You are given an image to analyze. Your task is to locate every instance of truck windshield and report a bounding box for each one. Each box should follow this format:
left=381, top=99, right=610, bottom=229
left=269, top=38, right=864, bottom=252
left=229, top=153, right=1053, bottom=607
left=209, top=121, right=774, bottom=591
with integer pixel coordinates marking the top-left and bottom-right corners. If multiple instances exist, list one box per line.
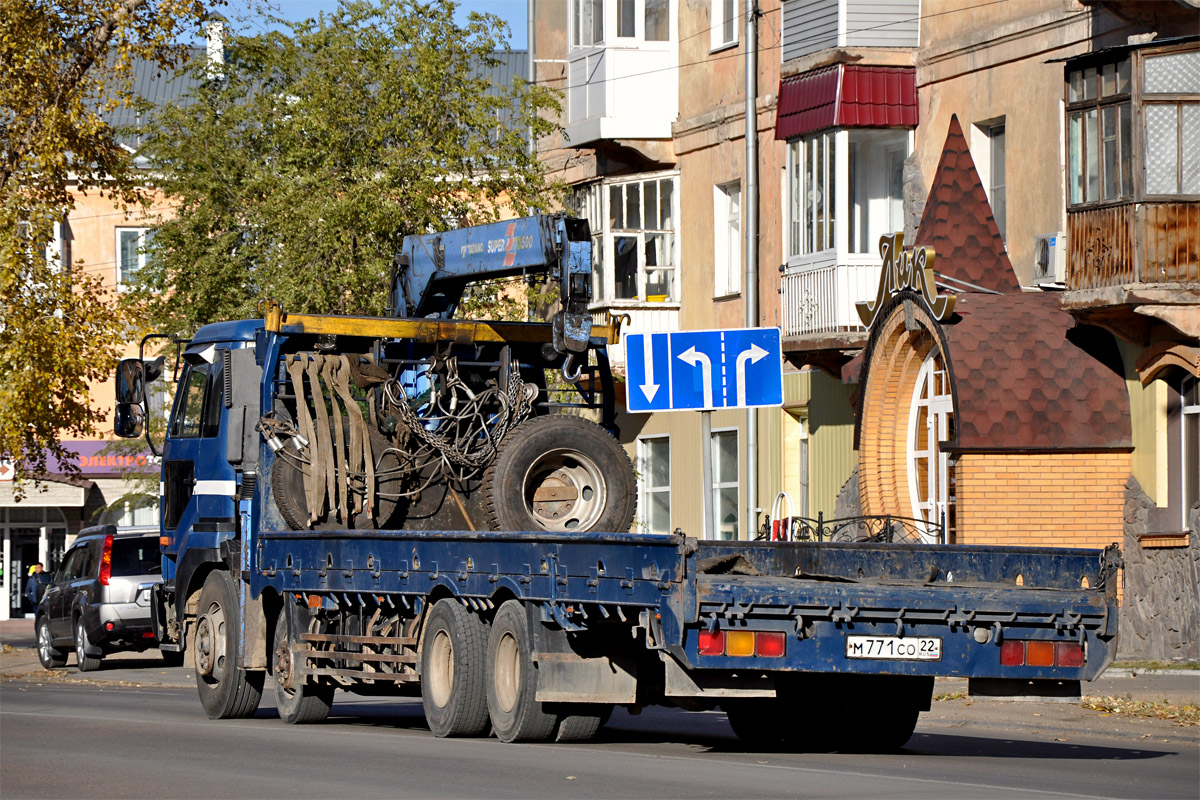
left=111, top=538, right=161, bottom=576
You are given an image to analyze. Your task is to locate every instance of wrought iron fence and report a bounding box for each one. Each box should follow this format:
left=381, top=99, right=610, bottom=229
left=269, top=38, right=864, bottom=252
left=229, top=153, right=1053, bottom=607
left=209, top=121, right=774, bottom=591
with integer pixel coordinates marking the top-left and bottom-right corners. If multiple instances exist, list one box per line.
left=757, top=511, right=946, bottom=545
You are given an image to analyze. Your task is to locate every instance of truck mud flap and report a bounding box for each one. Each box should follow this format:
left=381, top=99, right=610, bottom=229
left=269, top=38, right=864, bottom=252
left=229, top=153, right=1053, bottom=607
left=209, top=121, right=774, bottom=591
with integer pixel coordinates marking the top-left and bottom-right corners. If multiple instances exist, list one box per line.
left=662, top=654, right=775, bottom=699
left=968, top=678, right=1081, bottom=701
left=533, top=652, right=638, bottom=704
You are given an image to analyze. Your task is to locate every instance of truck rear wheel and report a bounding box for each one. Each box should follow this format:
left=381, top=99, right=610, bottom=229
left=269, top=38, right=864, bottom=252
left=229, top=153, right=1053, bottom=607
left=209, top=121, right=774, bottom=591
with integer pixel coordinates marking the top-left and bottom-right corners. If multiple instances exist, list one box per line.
left=273, top=608, right=335, bottom=724
left=483, top=416, right=636, bottom=533
left=420, top=599, right=490, bottom=737
left=194, top=571, right=264, bottom=719
left=486, top=601, right=557, bottom=743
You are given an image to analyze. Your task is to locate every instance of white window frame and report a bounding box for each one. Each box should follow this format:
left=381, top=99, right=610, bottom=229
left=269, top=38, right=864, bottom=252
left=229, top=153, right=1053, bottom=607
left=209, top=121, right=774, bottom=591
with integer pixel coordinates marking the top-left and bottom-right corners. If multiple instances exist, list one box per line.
left=714, top=181, right=742, bottom=297
left=576, top=172, right=680, bottom=306
left=710, top=0, right=739, bottom=52
left=637, top=435, right=671, bottom=534
left=572, top=0, right=604, bottom=47
left=710, top=427, right=739, bottom=540
left=1181, top=374, right=1199, bottom=529
left=787, top=132, right=836, bottom=259
left=907, top=353, right=953, bottom=543
left=116, top=227, right=152, bottom=290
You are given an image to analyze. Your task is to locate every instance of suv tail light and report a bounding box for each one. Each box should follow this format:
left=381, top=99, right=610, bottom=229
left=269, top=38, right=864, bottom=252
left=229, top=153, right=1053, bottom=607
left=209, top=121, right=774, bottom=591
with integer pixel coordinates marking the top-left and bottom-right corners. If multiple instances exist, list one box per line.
left=99, top=533, right=113, bottom=586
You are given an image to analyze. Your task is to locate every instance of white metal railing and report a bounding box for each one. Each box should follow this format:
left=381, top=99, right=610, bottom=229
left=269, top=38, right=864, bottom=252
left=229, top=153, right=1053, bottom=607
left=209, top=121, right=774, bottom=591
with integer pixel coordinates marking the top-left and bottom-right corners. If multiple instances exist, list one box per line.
left=779, top=262, right=882, bottom=337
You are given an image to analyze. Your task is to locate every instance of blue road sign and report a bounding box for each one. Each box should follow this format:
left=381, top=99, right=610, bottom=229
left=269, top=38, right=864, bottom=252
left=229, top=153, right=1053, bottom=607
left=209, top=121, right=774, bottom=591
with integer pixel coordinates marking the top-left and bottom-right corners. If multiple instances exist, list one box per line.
left=625, top=328, right=784, bottom=413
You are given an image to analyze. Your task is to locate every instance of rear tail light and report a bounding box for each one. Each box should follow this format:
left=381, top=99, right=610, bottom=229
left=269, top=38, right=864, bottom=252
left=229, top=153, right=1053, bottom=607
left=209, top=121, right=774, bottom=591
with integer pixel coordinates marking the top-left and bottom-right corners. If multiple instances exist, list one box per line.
left=696, top=629, right=786, bottom=658
left=725, top=630, right=755, bottom=657
left=755, top=631, right=786, bottom=658
left=105, top=621, right=115, bottom=631
left=697, top=630, right=725, bottom=656
left=1000, top=640, right=1025, bottom=666
left=1055, top=642, right=1085, bottom=667
left=1025, top=640, right=1055, bottom=667
left=98, top=533, right=113, bottom=586
left=1000, top=639, right=1086, bottom=667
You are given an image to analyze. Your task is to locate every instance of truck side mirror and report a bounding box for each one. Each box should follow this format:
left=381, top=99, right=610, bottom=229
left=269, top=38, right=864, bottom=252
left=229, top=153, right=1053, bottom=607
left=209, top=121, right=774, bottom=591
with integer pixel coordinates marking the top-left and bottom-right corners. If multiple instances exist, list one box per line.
left=116, top=358, right=145, bottom=405
left=114, top=403, right=144, bottom=438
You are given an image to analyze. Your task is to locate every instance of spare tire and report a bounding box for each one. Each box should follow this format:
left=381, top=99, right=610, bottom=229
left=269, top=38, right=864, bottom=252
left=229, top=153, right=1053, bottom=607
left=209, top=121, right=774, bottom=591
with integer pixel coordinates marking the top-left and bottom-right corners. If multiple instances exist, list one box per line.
left=483, top=415, right=636, bottom=533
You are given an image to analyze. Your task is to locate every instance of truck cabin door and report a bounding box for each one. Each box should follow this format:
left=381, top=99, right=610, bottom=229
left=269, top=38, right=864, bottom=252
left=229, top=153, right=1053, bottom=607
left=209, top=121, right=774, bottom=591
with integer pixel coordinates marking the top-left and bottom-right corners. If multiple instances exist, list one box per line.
left=161, top=347, right=236, bottom=553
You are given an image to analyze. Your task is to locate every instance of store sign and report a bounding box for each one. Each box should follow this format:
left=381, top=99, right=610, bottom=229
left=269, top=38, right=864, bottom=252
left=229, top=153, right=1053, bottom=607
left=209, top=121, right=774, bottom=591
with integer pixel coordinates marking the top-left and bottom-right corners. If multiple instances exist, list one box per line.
left=57, top=441, right=156, bottom=475
left=856, top=232, right=956, bottom=328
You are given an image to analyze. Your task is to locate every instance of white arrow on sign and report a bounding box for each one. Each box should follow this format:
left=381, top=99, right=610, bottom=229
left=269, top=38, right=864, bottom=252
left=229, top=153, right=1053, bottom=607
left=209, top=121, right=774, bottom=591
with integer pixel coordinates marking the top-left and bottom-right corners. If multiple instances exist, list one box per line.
left=735, top=343, right=769, bottom=407
left=677, top=346, right=713, bottom=408
left=640, top=334, right=660, bottom=403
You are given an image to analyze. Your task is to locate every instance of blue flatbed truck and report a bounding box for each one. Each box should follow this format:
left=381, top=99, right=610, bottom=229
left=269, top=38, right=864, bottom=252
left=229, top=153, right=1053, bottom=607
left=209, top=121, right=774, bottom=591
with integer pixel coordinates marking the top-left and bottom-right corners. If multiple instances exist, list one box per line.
left=113, top=214, right=1120, bottom=749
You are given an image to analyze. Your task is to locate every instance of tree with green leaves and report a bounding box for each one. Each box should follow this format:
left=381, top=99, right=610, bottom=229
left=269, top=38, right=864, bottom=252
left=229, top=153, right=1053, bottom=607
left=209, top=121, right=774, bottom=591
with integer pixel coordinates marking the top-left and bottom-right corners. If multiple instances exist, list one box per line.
left=137, top=0, right=563, bottom=334
left=0, top=0, right=213, bottom=492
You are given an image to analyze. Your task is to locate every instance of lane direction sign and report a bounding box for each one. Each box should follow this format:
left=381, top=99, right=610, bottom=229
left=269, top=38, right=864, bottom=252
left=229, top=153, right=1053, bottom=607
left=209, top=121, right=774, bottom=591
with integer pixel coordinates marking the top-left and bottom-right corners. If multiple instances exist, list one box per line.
left=625, top=327, right=784, bottom=413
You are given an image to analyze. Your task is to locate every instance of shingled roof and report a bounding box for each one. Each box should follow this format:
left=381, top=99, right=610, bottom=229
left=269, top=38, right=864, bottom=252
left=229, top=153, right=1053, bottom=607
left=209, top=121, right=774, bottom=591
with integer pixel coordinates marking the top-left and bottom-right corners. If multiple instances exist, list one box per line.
left=912, top=115, right=1021, bottom=295
left=942, top=292, right=1132, bottom=451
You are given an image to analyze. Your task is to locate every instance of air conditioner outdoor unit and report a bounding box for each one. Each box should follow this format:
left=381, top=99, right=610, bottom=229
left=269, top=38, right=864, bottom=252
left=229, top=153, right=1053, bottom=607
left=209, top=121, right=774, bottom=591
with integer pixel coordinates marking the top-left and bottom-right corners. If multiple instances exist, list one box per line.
left=1033, top=232, right=1067, bottom=285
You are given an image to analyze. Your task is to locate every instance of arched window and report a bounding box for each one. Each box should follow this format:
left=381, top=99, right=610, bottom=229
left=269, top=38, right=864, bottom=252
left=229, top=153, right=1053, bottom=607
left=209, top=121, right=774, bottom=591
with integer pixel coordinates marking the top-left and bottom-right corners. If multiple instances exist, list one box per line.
left=907, top=351, right=955, bottom=541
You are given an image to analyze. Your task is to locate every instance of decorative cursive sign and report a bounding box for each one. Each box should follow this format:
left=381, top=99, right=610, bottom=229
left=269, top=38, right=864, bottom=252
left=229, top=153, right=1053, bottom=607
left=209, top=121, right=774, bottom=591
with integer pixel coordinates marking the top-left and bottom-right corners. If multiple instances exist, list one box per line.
left=856, top=233, right=956, bottom=328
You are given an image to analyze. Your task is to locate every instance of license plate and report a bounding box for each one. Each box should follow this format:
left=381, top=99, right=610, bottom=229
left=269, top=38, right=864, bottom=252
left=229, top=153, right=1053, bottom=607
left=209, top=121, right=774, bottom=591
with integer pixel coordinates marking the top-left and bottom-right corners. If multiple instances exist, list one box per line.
left=845, top=635, right=942, bottom=661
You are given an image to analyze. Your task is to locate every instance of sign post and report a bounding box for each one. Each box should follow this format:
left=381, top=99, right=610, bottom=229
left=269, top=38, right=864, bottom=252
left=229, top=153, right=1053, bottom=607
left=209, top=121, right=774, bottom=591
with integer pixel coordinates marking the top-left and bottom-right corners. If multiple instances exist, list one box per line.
left=625, top=327, right=784, bottom=539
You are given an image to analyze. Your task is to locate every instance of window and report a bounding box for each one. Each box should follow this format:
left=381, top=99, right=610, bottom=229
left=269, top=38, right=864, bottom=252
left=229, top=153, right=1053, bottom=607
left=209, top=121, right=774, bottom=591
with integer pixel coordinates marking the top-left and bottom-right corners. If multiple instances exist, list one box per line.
left=1067, top=59, right=1133, bottom=205
left=711, top=0, right=737, bottom=51
left=845, top=130, right=908, bottom=254
left=1183, top=375, right=1199, bottom=527
left=638, top=436, right=671, bottom=534
left=788, top=132, right=835, bottom=256
left=100, top=498, right=159, bottom=528
left=645, top=0, right=668, bottom=41
left=1142, top=50, right=1200, bottom=196
left=573, top=0, right=603, bottom=46
left=986, top=123, right=1006, bottom=239
left=907, top=352, right=954, bottom=542
left=170, top=362, right=211, bottom=438
left=574, top=174, right=678, bottom=304
left=711, top=429, right=739, bottom=540
left=714, top=182, right=741, bottom=296
left=116, top=227, right=153, bottom=289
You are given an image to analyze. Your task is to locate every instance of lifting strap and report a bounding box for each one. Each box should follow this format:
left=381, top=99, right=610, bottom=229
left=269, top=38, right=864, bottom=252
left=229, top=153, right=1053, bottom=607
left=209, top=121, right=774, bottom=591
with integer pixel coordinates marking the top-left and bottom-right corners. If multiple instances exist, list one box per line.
left=285, top=356, right=321, bottom=525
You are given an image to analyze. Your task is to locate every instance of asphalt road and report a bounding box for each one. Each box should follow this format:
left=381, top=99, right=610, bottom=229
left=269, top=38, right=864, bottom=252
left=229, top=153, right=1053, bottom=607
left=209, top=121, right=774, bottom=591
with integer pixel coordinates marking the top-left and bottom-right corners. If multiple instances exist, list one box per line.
left=2, top=677, right=1197, bottom=800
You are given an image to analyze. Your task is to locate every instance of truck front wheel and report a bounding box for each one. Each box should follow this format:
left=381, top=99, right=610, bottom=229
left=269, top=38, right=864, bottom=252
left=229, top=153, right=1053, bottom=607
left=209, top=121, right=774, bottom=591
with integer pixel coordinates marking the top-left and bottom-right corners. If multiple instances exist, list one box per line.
left=486, top=601, right=557, bottom=743
left=419, top=599, right=490, bottom=737
left=194, top=571, right=264, bottom=719
left=273, top=608, right=334, bottom=724
left=483, top=416, right=636, bottom=533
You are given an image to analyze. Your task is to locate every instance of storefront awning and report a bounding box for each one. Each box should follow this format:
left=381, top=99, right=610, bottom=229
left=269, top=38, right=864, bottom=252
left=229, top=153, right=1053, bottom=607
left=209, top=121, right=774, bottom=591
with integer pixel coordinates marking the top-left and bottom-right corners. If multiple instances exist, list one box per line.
left=775, top=65, right=917, bottom=140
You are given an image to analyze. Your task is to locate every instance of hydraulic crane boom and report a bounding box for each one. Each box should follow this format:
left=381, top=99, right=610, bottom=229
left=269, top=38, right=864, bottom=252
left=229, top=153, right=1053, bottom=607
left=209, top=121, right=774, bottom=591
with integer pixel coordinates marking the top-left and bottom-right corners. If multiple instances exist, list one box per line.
left=389, top=214, right=594, bottom=353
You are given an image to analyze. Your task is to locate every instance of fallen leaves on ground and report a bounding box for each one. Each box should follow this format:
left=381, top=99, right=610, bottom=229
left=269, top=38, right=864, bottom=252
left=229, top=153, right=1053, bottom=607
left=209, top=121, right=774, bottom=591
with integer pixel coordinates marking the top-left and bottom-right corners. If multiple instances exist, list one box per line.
left=1081, top=695, right=1200, bottom=727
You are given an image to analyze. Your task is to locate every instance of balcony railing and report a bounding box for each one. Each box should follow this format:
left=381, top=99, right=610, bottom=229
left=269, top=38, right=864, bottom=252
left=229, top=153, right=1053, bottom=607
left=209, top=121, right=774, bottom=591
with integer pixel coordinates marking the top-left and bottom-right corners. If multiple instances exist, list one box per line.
left=779, top=262, right=882, bottom=337
left=1067, top=200, right=1200, bottom=290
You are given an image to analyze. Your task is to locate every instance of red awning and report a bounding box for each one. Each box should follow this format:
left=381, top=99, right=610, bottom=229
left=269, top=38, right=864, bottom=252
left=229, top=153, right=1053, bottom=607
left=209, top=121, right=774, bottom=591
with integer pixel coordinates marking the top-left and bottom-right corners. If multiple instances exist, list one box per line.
left=775, top=65, right=917, bottom=140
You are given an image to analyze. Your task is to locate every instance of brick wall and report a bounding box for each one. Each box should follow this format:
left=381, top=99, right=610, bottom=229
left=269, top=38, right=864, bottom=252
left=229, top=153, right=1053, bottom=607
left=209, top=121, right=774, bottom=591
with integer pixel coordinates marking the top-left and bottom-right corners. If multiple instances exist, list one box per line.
left=955, top=451, right=1127, bottom=551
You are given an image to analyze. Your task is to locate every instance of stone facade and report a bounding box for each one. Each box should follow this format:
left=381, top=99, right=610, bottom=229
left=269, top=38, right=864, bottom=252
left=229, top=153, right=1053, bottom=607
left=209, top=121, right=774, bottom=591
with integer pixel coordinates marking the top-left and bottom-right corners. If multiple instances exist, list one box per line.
left=1119, top=477, right=1200, bottom=661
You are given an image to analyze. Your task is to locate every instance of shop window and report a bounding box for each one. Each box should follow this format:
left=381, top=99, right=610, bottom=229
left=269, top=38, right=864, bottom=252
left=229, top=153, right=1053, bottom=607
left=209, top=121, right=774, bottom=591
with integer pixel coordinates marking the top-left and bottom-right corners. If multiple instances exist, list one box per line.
left=714, top=181, right=741, bottom=296
left=907, top=352, right=954, bottom=542
left=711, top=0, right=738, bottom=51
left=787, top=132, right=835, bottom=257
left=711, top=429, right=739, bottom=540
left=638, top=435, right=671, bottom=534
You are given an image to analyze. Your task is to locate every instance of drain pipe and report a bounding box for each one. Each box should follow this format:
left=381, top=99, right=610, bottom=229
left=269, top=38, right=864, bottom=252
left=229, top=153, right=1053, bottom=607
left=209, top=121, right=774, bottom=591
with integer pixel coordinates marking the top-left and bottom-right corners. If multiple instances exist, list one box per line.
left=743, top=0, right=760, bottom=540
left=527, top=0, right=535, bottom=156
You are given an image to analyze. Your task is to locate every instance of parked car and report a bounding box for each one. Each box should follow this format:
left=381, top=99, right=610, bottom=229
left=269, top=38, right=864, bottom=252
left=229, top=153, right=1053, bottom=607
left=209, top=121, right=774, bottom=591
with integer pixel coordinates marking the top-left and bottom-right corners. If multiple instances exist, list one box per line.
left=35, top=526, right=177, bottom=671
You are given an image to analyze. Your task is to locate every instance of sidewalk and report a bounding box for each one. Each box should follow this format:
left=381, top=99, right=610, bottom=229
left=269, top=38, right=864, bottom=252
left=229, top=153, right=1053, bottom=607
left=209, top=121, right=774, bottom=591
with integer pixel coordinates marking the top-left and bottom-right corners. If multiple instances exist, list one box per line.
left=4, top=617, right=1197, bottom=701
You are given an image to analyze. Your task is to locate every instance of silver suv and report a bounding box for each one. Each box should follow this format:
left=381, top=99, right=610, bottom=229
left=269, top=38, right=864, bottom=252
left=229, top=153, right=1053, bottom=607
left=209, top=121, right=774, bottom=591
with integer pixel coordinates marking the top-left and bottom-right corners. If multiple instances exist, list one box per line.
left=35, top=526, right=177, bottom=671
